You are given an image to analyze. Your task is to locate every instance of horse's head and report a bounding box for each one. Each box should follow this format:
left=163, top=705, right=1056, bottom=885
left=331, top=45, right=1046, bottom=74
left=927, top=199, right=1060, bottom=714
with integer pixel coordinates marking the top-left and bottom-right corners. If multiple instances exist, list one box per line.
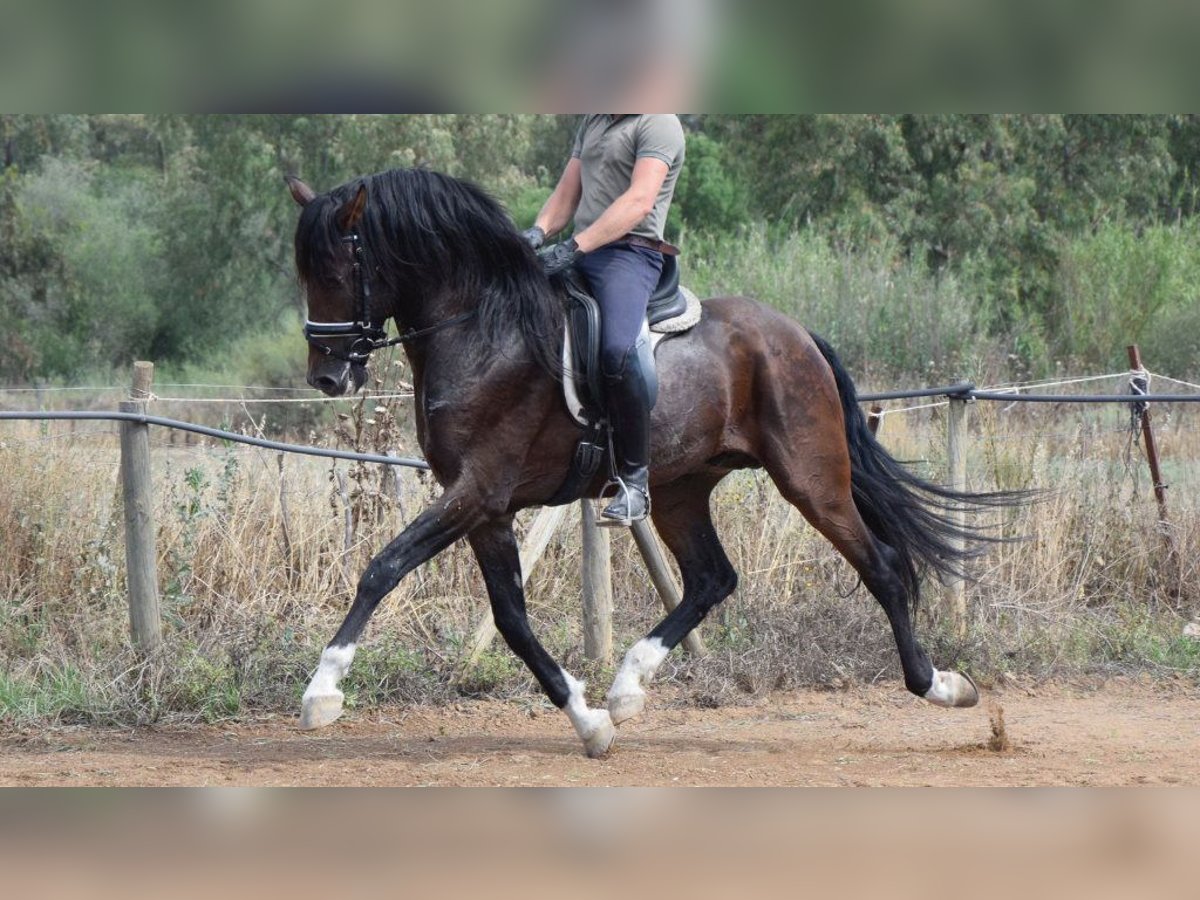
left=289, top=167, right=566, bottom=390
left=288, top=175, right=377, bottom=396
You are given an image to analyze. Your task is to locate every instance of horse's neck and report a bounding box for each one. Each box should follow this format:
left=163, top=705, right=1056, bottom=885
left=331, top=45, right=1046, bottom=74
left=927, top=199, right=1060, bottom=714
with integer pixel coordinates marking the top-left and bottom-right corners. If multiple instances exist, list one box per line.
left=405, top=326, right=551, bottom=471
left=408, top=328, right=539, bottom=392
left=398, top=277, right=557, bottom=410
left=393, top=286, right=454, bottom=337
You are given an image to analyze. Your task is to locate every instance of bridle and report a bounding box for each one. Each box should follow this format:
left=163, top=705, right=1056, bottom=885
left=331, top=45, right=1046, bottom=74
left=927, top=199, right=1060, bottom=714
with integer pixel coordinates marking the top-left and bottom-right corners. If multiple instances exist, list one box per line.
left=303, top=231, right=475, bottom=364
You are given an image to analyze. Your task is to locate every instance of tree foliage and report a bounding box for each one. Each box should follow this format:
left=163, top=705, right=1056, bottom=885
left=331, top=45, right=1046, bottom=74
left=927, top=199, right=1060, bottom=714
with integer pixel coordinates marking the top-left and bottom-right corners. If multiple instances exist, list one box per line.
left=2, top=114, right=1198, bottom=383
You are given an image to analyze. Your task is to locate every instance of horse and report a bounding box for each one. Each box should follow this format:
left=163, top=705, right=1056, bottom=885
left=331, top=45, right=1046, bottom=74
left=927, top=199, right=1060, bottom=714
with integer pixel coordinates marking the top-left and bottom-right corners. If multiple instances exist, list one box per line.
left=285, top=167, right=1020, bottom=758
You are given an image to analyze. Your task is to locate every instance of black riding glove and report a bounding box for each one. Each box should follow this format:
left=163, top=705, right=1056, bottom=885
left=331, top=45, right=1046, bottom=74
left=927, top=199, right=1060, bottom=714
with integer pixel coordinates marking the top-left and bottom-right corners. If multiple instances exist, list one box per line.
left=521, top=225, right=546, bottom=250
left=540, top=238, right=584, bottom=277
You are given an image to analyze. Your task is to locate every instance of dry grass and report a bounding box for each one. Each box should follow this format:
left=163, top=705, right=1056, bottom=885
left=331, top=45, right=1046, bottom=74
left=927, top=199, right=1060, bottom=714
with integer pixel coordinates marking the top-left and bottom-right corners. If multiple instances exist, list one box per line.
left=1, top=391, right=1198, bottom=725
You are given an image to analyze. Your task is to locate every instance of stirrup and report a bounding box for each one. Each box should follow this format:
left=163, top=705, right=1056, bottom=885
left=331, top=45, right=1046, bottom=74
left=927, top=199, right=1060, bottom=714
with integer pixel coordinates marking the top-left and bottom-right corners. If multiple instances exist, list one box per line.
left=596, top=477, right=650, bottom=527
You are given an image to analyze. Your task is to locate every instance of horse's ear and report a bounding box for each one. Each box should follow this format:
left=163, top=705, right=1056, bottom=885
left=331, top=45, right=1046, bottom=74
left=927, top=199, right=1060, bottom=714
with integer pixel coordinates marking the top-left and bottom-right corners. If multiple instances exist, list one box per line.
left=285, top=175, right=316, bottom=207
left=336, top=183, right=368, bottom=232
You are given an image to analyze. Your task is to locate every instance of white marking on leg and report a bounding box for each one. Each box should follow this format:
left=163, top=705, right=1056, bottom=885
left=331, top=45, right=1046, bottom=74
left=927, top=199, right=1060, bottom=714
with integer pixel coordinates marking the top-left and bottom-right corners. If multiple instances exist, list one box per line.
left=560, top=669, right=615, bottom=758
left=304, top=643, right=356, bottom=701
left=923, top=667, right=979, bottom=708
left=299, top=643, right=357, bottom=729
left=606, top=637, right=668, bottom=723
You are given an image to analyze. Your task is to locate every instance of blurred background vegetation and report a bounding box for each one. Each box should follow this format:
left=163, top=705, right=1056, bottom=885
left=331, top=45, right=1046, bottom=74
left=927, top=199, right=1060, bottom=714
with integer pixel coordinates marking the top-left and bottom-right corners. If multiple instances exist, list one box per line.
left=3, top=114, right=1199, bottom=388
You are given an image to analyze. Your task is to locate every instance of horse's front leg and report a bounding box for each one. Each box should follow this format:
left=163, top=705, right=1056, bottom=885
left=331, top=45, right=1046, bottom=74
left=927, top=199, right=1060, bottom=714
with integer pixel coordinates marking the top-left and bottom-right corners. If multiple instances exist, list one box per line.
left=467, top=517, right=615, bottom=758
left=300, top=487, right=484, bottom=730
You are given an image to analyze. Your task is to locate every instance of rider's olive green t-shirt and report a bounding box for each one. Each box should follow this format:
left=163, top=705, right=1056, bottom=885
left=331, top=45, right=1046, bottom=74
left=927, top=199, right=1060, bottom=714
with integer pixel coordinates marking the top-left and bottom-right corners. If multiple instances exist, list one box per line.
left=570, top=114, right=685, bottom=243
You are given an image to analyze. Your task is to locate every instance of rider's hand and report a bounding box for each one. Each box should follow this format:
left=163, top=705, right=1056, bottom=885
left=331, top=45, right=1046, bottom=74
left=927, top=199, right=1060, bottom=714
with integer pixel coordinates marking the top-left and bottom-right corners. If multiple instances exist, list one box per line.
left=539, top=238, right=583, bottom=277
left=521, top=225, right=546, bottom=250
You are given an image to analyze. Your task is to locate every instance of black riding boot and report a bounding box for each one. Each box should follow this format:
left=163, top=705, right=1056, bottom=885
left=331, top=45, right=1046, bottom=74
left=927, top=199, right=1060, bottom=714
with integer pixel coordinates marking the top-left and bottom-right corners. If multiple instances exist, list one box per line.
left=599, top=360, right=653, bottom=526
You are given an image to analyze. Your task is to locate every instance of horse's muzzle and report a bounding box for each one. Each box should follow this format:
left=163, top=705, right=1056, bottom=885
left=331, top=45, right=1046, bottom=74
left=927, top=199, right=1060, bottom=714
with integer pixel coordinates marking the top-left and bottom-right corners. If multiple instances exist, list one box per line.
left=307, top=361, right=367, bottom=396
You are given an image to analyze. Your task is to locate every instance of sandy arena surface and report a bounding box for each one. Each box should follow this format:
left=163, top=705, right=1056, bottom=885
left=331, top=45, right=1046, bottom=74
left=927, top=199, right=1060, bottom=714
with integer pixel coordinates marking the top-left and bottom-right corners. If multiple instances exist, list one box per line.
left=2, top=678, right=1197, bottom=786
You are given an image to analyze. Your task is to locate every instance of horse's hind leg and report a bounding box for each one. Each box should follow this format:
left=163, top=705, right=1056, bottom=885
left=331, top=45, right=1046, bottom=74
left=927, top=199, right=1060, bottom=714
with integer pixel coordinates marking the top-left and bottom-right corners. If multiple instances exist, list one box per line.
left=762, top=449, right=978, bottom=708
left=468, top=516, right=615, bottom=758
left=607, top=474, right=737, bottom=724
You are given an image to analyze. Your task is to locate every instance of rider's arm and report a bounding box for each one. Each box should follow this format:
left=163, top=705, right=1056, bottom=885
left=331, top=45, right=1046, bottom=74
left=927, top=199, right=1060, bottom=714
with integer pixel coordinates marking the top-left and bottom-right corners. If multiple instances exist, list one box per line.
left=534, top=158, right=583, bottom=238
left=572, top=156, right=669, bottom=253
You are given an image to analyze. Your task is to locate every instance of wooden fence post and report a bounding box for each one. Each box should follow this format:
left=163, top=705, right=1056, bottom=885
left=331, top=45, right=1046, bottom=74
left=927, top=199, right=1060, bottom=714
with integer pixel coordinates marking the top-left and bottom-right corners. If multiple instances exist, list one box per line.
left=119, top=361, right=162, bottom=651
left=944, top=389, right=969, bottom=639
left=580, top=500, right=613, bottom=664
left=630, top=518, right=706, bottom=657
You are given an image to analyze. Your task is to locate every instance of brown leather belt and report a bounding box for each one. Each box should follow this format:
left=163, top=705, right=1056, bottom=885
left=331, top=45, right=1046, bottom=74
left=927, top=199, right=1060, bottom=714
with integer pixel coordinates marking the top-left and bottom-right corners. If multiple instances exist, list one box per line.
left=619, top=233, right=680, bottom=256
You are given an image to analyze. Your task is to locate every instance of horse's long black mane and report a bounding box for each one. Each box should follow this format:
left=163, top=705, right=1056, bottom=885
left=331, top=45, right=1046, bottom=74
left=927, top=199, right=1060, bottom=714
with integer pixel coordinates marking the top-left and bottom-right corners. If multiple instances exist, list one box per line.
left=295, top=167, right=562, bottom=375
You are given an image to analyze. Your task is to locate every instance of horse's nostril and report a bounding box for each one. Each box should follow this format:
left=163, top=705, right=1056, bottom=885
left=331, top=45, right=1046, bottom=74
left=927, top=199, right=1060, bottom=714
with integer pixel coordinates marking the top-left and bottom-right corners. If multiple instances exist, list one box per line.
left=311, top=374, right=342, bottom=395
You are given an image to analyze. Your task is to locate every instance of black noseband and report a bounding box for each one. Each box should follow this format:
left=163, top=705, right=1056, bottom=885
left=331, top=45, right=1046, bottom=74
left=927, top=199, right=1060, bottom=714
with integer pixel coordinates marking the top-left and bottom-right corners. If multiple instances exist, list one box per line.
left=304, top=231, right=475, bottom=364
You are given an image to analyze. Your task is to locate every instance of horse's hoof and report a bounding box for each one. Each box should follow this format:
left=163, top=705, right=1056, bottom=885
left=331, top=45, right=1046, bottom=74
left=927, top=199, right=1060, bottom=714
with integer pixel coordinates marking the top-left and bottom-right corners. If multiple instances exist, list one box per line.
left=924, top=670, right=980, bottom=708
left=608, top=692, right=645, bottom=726
left=300, top=691, right=345, bottom=730
left=582, top=713, right=616, bottom=759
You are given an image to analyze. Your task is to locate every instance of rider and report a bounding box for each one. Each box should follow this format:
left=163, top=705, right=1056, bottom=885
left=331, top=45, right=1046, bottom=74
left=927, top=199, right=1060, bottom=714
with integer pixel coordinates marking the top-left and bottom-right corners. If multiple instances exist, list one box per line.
left=524, top=114, right=686, bottom=525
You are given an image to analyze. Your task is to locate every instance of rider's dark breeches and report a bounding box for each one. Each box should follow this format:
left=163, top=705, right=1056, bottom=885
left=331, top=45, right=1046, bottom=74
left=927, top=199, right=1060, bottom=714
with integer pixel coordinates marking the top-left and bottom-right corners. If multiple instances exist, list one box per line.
left=576, top=243, right=664, bottom=377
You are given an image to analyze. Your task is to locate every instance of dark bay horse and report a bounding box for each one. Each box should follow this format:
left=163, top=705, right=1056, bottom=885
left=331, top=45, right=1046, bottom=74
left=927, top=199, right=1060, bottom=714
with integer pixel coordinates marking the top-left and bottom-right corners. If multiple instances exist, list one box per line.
left=286, top=168, right=1017, bottom=757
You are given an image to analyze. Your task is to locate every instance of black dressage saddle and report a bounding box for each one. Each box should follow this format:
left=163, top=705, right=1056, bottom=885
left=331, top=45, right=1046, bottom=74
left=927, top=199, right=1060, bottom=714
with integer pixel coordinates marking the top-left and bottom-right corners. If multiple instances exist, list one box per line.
left=548, top=256, right=694, bottom=506
left=562, top=254, right=685, bottom=419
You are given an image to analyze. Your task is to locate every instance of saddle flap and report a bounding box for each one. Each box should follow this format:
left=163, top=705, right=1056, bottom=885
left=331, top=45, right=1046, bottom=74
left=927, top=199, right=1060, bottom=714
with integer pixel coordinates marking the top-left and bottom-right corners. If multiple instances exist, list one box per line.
left=563, top=274, right=604, bottom=417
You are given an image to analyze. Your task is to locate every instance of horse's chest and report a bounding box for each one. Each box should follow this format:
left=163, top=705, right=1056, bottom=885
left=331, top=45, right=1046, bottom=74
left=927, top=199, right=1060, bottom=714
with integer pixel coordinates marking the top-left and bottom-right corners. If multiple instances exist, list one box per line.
left=412, top=384, right=467, bottom=471
left=414, top=389, right=448, bottom=444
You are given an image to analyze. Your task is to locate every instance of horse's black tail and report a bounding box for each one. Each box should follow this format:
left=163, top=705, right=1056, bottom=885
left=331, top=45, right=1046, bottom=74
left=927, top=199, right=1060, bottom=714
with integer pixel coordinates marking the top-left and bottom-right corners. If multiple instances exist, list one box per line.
left=808, top=330, right=1028, bottom=605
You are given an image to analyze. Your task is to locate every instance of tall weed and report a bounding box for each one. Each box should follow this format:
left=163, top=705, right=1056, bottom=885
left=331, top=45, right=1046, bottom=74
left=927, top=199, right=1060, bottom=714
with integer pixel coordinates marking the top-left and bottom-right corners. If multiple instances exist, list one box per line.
left=1, top=398, right=1195, bottom=724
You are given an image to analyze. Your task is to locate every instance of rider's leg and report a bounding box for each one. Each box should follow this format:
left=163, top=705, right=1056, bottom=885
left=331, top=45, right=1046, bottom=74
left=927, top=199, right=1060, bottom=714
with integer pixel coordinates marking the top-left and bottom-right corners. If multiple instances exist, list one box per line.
left=575, top=244, right=663, bottom=525
left=600, top=350, right=655, bottom=523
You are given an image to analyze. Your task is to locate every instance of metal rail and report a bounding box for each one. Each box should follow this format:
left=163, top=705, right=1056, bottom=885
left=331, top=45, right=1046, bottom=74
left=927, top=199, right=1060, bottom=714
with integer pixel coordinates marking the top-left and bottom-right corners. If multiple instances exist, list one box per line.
left=0, top=410, right=430, bottom=469
left=3, top=379, right=1198, bottom=471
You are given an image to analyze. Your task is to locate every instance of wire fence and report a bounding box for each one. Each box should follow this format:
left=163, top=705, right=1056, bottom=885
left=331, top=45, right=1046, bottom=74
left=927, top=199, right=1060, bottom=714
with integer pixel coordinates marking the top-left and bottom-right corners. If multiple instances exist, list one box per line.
left=3, top=361, right=1196, bottom=657
left=858, top=372, right=1200, bottom=405
left=2, top=367, right=1199, bottom=469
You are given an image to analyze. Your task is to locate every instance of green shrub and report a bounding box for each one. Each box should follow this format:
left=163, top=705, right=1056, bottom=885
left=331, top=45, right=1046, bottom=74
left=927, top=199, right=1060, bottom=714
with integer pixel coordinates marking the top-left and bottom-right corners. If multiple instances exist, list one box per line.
left=0, top=664, right=94, bottom=724
left=166, top=652, right=242, bottom=722
left=1055, top=221, right=1200, bottom=371
left=670, top=131, right=749, bottom=240
left=1137, top=293, right=1200, bottom=379
left=504, top=183, right=552, bottom=232
left=684, top=226, right=989, bottom=381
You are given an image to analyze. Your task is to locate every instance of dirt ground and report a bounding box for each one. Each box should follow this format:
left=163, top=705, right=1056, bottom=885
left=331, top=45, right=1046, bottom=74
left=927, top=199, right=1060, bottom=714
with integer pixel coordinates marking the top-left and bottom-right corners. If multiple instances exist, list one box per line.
left=2, top=678, right=1197, bottom=786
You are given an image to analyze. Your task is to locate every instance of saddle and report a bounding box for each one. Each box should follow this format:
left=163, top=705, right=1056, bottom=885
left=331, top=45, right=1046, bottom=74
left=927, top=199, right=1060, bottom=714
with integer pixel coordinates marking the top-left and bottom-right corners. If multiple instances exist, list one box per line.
left=547, top=255, right=703, bottom=506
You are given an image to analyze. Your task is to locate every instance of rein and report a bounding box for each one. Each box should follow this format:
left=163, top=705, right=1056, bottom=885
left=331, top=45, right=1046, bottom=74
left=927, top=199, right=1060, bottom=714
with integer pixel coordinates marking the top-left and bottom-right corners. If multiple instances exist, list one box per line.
left=303, top=231, right=476, bottom=363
